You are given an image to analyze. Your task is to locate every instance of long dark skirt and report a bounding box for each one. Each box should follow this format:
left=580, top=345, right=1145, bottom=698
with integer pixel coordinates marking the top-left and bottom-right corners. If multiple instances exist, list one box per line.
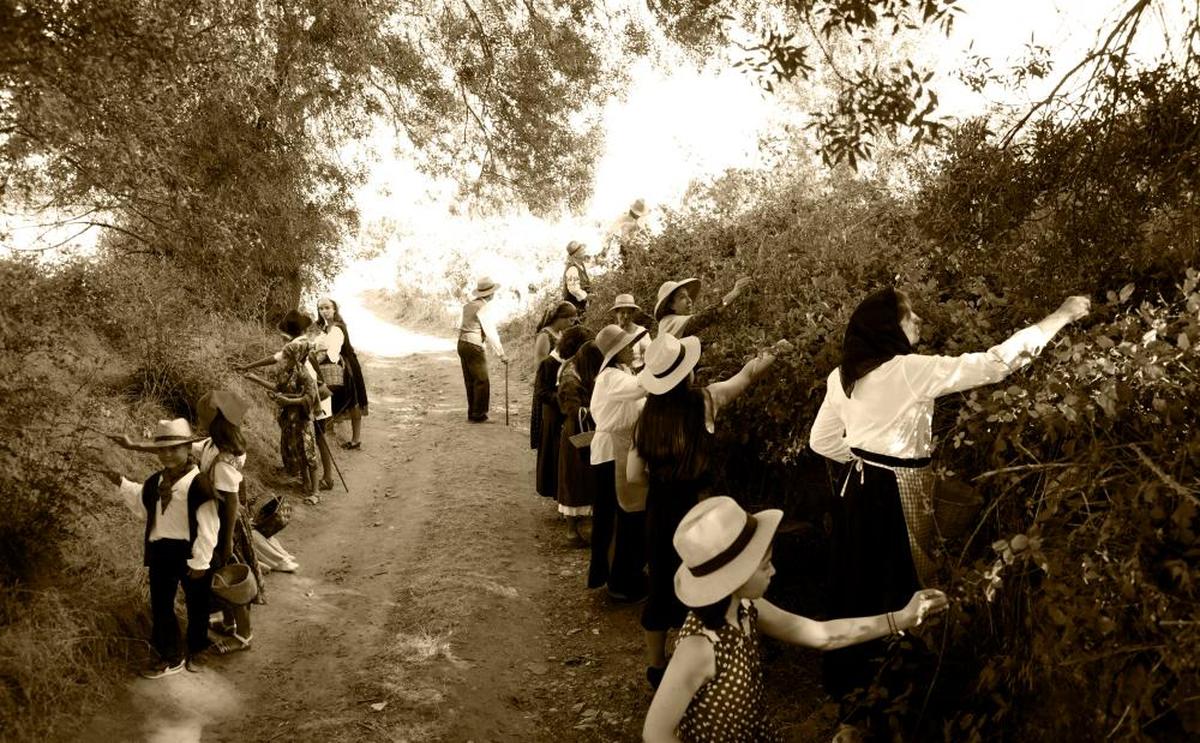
left=557, top=417, right=594, bottom=514
left=641, top=479, right=702, bottom=632
left=587, top=461, right=646, bottom=596
left=535, top=402, right=563, bottom=498
left=821, top=463, right=921, bottom=701
left=331, top=351, right=369, bottom=416
left=530, top=396, right=542, bottom=450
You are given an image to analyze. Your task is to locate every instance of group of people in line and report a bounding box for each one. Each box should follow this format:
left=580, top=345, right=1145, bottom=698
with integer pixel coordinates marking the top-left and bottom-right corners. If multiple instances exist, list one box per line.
left=95, top=297, right=371, bottom=678
left=471, top=241, right=1093, bottom=741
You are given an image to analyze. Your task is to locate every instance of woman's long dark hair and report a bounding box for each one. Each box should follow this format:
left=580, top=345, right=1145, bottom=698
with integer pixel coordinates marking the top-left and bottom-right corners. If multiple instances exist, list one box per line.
left=840, top=287, right=912, bottom=397
left=537, top=301, right=577, bottom=333
left=208, top=411, right=246, bottom=457
left=633, top=379, right=710, bottom=482
left=573, top=341, right=605, bottom=397
left=692, top=595, right=734, bottom=631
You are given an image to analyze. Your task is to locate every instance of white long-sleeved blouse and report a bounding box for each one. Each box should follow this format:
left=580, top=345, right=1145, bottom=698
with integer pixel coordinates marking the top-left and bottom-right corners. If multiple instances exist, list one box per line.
left=809, top=325, right=1050, bottom=462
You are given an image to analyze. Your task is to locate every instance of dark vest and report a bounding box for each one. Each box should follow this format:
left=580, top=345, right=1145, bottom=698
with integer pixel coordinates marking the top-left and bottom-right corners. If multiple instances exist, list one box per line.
left=140, top=469, right=215, bottom=567
left=562, top=259, right=591, bottom=305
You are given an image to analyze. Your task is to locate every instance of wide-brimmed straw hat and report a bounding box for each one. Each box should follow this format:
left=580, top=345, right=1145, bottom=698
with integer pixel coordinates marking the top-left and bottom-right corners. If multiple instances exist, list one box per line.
left=674, top=496, right=783, bottom=607
left=472, top=276, right=500, bottom=300
left=653, top=278, right=701, bottom=320
left=566, top=240, right=586, bottom=257
left=197, top=390, right=248, bottom=430
left=596, top=324, right=647, bottom=370
left=629, top=198, right=647, bottom=218
left=610, top=294, right=641, bottom=312
left=123, top=418, right=206, bottom=450
left=637, top=332, right=701, bottom=395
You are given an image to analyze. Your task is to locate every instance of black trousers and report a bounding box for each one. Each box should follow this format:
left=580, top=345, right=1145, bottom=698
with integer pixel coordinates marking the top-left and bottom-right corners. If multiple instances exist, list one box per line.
left=147, top=539, right=212, bottom=663
left=457, top=340, right=490, bottom=421
left=587, top=460, right=646, bottom=596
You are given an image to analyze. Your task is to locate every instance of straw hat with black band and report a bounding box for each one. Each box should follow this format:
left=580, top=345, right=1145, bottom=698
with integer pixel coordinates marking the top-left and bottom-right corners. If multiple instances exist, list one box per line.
left=653, top=278, right=701, bottom=320
left=566, top=240, right=586, bottom=257
left=673, top=496, right=783, bottom=607
left=472, top=276, right=500, bottom=300
left=637, top=332, right=702, bottom=395
left=596, top=324, right=647, bottom=370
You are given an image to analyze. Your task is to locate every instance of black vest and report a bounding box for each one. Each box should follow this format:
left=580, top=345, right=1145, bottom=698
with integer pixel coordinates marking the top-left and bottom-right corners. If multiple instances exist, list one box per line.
left=562, top=259, right=591, bottom=305
left=140, top=469, right=215, bottom=567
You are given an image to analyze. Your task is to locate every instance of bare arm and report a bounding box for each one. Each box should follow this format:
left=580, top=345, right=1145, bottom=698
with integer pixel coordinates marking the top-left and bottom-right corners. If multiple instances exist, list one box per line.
left=707, top=339, right=792, bottom=412
left=643, top=635, right=716, bottom=742
left=755, top=590, right=948, bottom=650
left=234, top=354, right=278, bottom=372
left=243, top=372, right=276, bottom=390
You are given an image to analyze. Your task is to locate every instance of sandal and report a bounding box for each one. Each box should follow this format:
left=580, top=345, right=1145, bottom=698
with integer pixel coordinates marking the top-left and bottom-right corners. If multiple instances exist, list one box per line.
left=212, top=632, right=252, bottom=655
left=304, top=495, right=320, bottom=506
left=208, top=618, right=236, bottom=635
left=319, top=478, right=334, bottom=491
left=341, top=441, right=361, bottom=450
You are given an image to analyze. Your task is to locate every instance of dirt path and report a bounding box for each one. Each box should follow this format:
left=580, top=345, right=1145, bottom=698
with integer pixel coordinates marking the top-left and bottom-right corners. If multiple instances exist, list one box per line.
left=78, top=297, right=834, bottom=742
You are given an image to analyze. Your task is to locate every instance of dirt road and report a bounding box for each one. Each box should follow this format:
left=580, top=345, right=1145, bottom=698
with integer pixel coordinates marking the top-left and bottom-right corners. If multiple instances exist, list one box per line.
left=79, top=300, right=833, bottom=742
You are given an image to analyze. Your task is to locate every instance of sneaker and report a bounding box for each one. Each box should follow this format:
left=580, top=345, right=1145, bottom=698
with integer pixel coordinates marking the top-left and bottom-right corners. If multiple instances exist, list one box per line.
left=141, top=660, right=185, bottom=679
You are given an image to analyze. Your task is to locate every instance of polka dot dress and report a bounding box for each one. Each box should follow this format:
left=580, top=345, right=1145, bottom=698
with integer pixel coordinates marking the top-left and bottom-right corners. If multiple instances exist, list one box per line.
left=677, top=600, right=782, bottom=742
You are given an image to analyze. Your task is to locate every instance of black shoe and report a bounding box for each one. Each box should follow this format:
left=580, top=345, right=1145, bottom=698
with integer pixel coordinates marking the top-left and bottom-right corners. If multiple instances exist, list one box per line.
left=606, top=586, right=648, bottom=604
left=646, top=665, right=666, bottom=690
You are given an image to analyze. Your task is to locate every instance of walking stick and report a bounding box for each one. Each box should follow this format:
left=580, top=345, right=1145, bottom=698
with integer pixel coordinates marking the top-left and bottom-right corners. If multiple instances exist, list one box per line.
left=504, top=361, right=510, bottom=426
left=326, top=437, right=350, bottom=493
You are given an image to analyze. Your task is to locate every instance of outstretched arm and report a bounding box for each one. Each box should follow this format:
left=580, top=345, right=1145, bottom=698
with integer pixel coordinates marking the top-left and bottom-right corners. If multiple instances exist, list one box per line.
left=243, top=372, right=276, bottom=390
left=234, top=354, right=278, bottom=373
left=707, top=339, right=793, bottom=413
left=756, top=589, right=949, bottom=650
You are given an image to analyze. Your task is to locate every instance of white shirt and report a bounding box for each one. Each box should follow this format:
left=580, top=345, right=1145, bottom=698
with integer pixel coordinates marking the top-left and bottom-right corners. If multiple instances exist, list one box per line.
left=589, top=366, right=647, bottom=464
left=476, top=301, right=506, bottom=357
left=193, top=439, right=246, bottom=494
left=809, top=325, right=1050, bottom=461
left=119, top=468, right=220, bottom=571
left=627, top=324, right=651, bottom=371
left=565, top=265, right=587, bottom=301
left=313, top=325, right=345, bottom=364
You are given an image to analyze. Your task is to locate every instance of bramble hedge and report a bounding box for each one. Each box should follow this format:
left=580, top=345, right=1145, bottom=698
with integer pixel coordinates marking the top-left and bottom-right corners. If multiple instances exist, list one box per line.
left=569, top=67, right=1199, bottom=740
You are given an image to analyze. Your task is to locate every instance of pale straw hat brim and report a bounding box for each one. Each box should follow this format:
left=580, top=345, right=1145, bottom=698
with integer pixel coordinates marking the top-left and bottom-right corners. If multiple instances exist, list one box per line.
left=653, top=278, right=701, bottom=320
left=600, top=329, right=647, bottom=371
left=472, top=282, right=499, bottom=300
left=674, top=509, right=783, bottom=607
left=637, top=335, right=701, bottom=395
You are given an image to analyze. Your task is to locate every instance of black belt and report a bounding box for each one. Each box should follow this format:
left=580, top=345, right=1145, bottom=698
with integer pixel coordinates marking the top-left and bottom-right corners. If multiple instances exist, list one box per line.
left=850, top=447, right=931, bottom=469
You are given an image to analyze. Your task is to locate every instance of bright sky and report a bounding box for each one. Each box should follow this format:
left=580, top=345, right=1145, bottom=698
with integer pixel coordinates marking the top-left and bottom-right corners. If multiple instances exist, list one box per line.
left=4, top=1, right=1187, bottom=276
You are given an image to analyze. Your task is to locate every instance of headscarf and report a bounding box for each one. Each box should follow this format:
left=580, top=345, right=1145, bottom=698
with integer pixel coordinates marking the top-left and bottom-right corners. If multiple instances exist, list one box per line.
left=537, top=301, right=578, bottom=332
left=316, top=296, right=345, bottom=329
left=839, top=287, right=913, bottom=397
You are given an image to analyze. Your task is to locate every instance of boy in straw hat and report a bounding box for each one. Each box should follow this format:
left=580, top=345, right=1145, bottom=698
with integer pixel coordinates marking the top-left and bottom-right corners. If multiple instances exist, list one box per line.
left=98, top=419, right=220, bottom=677
left=654, top=275, right=753, bottom=339
left=610, top=293, right=653, bottom=371
left=642, top=496, right=949, bottom=743
left=458, top=276, right=509, bottom=423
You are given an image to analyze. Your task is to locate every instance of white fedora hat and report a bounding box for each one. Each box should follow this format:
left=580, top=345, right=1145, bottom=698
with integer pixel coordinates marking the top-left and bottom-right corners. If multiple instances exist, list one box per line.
left=596, top=324, right=647, bottom=371
left=653, top=278, right=701, bottom=320
left=637, top=332, right=701, bottom=395
left=629, top=198, right=647, bottom=218
left=674, top=496, right=783, bottom=607
left=472, top=276, right=500, bottom=300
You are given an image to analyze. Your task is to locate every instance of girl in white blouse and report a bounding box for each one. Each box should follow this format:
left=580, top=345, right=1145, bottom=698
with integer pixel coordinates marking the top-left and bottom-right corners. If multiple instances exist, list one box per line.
left=809, top=286, right=1089, bottom=734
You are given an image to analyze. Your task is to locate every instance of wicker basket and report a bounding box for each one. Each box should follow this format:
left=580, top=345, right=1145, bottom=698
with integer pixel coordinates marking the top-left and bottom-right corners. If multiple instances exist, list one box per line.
left=319, top=361, right=344, bottom=387
left=212, top=563, right=257, bottom=606
left=933, top=478, right=984, bottom=540
left=254, top=495, right=292, bottom=539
